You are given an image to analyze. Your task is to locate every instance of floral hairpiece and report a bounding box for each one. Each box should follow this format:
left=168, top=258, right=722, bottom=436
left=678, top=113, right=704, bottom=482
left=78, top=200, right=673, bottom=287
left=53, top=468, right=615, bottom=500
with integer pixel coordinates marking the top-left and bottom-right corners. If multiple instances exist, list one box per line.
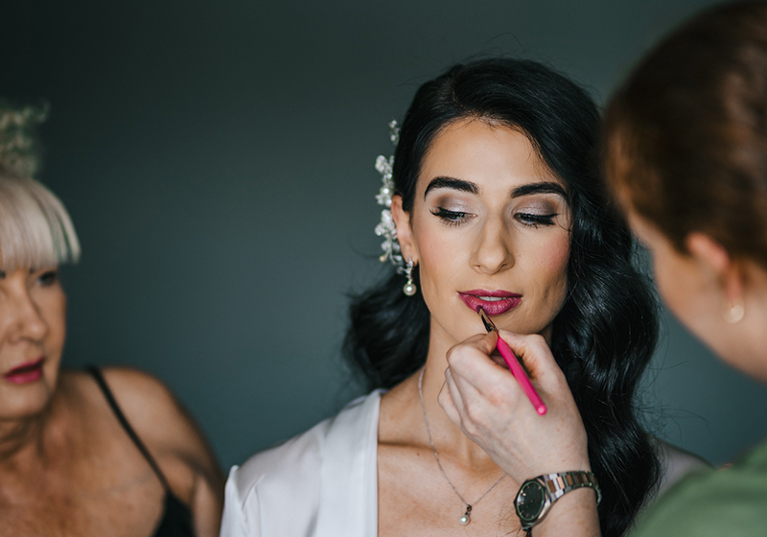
left=374, top=120, right=404, bottom=272
left=0, top=102, right=48, bottom=178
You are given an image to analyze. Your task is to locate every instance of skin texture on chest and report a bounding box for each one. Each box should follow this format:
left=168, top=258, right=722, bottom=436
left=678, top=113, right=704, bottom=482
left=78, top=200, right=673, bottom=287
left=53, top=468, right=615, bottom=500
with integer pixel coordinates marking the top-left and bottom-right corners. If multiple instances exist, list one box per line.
left=0, top=373, right=169, bottom=537
left=377, top=378, right=521, bottom=537
left=0, top=473, right=165, bottom=537
left=377, top=441, right=520, bottom=537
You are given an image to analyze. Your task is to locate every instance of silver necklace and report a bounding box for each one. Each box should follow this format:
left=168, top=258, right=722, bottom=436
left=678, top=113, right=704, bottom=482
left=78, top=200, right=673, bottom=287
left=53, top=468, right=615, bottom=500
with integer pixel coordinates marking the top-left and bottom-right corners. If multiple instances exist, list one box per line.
left=417, top=367, right=506, bottom=526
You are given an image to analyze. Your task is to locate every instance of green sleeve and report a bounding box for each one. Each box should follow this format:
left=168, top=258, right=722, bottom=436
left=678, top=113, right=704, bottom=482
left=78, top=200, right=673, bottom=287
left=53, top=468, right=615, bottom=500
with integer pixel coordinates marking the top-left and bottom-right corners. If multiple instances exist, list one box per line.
left=631, top=442, right=767, bottom=537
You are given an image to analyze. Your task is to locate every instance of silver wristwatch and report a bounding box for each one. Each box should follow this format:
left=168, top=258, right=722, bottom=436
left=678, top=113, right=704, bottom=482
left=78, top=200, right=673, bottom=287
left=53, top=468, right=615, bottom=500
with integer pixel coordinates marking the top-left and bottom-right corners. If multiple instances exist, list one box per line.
left=514, top=470, right=601, bottom=533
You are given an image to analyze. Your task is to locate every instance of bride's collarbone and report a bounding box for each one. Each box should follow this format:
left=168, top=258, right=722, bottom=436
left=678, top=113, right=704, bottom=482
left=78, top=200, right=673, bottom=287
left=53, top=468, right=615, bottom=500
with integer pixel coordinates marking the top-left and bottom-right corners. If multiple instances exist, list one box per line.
left=378, top=444, right=518, bottom=537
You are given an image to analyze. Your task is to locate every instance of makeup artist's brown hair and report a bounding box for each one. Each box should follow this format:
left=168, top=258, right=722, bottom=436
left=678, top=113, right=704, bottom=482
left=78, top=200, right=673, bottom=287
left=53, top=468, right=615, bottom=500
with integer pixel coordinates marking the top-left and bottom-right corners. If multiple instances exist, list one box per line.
left=604, top=1, right=767, bottom=268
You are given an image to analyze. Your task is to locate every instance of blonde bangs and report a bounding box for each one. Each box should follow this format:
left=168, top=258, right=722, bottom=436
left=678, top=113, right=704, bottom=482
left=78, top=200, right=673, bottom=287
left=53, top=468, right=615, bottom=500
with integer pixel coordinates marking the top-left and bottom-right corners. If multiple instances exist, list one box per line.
left=0, top=176, right=80, bottom=271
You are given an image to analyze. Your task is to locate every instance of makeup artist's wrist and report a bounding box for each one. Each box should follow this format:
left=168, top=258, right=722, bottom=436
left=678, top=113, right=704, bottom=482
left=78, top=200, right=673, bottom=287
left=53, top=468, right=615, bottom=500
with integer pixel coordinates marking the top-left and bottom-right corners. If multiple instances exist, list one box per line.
left=525, top=456, right=591, bottom=481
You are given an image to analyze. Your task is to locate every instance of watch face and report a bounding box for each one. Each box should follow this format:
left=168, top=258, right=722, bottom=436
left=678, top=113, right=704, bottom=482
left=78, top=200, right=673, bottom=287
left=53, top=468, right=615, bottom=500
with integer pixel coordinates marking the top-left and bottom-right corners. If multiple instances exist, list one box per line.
left=516, top=480, right=546, bottom=522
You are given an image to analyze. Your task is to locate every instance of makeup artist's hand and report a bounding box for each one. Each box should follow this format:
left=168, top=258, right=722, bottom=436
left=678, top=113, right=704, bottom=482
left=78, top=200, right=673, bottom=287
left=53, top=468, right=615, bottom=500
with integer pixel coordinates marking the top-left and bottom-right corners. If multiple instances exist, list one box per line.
left=438, top=330, right=591, bottom=482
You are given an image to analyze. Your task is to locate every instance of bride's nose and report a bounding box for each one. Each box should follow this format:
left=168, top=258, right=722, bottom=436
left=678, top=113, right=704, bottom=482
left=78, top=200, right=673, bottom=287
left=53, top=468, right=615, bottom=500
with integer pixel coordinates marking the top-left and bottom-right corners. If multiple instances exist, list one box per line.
left=471, top=217, right=514, bottom=274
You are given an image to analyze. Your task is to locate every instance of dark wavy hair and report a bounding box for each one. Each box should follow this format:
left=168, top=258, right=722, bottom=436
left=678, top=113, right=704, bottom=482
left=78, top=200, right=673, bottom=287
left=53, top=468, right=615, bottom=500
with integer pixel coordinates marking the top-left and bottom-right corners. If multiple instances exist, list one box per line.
left=344, top=58, right=660, bottom=536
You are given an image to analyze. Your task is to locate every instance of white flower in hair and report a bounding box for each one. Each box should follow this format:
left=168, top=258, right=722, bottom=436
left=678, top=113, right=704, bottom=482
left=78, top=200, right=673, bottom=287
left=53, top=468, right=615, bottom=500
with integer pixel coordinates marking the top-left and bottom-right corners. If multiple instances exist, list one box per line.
left=374, top=155, right=394, bottom=207
left=388, top=119, right=400, bottom=145
left=374, top=120, right=404, bottom=272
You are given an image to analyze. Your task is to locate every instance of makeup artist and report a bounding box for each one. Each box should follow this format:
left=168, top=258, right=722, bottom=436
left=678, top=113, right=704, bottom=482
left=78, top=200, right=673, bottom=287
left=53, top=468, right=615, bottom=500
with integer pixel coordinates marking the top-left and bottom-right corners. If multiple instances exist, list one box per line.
left=439, top=2, right=767, bottom=536
left=0, top=104, right=224, bottom=537
left=221, top=58, right=703, bottom=537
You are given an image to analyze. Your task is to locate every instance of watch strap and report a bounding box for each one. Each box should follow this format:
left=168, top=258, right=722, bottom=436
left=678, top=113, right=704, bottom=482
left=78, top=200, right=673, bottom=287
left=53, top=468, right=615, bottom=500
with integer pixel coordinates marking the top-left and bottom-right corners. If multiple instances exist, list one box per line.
left=516, top=470, right=601, bottom=532
left=540, top=470, right=601, bottom=504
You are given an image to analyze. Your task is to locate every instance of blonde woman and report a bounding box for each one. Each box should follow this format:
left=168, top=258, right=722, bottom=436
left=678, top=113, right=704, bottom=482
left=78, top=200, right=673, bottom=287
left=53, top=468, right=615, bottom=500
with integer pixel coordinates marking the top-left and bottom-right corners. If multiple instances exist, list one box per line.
left=0, top=104, right=224, bottom=537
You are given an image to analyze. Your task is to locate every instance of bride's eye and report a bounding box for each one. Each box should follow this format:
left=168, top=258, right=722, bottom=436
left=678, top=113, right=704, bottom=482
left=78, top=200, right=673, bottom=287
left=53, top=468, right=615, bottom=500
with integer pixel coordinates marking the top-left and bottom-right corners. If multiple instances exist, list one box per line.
left=431, top=207, right=471, bottom=226
left=516, top=212, right=558, bottom=228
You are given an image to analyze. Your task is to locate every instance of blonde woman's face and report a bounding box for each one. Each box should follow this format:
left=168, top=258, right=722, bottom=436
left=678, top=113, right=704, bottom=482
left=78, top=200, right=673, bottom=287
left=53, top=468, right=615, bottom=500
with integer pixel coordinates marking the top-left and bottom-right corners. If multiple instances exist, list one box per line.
left=0, top=266, right=66, bottom=420
left=393, top=119, right=572, bottom=348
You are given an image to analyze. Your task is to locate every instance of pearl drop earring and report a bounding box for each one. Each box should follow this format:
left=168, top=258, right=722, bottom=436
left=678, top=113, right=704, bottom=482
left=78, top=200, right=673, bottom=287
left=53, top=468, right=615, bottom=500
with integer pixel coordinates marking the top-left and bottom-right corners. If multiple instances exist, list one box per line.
left=403, top=257, right=417, bottom=297
left=725, top=302, right=745, bottom=324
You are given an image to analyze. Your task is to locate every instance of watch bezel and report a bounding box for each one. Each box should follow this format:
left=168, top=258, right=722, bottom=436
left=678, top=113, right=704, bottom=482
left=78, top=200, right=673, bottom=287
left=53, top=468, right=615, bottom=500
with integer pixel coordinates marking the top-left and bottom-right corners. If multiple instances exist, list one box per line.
left=514, top=478, right=552, bottom=529
left=515, top=471, right=601, bottom=531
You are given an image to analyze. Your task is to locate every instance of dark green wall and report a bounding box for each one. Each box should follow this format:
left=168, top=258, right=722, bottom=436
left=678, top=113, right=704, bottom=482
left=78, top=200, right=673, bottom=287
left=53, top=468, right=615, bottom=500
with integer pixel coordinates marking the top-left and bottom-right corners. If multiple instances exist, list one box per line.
left=3, top=0, right=763, bottom=469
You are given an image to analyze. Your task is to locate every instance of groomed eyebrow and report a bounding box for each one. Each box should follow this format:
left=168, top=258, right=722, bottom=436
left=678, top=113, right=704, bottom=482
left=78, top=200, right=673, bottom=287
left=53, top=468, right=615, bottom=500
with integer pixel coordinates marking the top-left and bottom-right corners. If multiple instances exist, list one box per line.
left=424, top=176, right=567, bottom=200
left=512, top=181, right=567, bottom=199
left=424, top=177, right=479, bottom=198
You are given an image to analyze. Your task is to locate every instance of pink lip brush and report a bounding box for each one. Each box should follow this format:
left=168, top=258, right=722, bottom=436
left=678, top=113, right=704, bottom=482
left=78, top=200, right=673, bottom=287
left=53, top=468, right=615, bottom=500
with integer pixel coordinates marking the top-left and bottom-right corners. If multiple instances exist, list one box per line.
left=478, top=307, right=547, bottom=415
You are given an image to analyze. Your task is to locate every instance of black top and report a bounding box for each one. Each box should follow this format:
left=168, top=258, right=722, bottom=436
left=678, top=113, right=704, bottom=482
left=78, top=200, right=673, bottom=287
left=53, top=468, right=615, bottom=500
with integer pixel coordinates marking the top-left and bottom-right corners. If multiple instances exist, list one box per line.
left=86, top=366, right=195, bottom=537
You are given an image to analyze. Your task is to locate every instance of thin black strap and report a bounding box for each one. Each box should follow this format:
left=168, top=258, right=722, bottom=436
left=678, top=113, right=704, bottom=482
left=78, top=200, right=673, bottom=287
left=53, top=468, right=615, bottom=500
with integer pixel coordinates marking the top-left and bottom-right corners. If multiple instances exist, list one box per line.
left=86, top=365, right=171, bottom=491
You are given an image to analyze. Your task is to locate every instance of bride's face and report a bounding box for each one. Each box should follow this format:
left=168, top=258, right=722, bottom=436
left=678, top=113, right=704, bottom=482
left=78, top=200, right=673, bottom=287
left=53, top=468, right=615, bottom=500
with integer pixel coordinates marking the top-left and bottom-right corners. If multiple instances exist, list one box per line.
left=392, top=118, right=572, bottom=347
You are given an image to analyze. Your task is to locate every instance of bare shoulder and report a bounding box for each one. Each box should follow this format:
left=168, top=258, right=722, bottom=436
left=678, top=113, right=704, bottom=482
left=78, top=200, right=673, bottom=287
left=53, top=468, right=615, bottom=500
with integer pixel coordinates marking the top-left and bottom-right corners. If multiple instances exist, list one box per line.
left=98, top=367, right=222, bottom=480
left=98, top=367, right=185, bottom=431
left=98, top=368, right=205, bottom=449
left=60, top=367, right=198, bottom=455
left=99, top=367, right=177, bottom=408
left=102, top=367, right=224, bottom=536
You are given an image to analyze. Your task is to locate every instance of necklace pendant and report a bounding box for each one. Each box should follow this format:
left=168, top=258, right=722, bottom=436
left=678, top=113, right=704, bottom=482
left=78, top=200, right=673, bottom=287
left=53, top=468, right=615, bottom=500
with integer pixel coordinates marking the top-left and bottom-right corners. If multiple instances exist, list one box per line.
left=459, top=505, right=472, bottom=525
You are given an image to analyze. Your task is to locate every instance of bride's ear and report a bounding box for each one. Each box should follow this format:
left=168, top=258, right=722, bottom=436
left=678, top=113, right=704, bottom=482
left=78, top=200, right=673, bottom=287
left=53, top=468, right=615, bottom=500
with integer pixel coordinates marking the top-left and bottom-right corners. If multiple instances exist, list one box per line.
left=391, top=195, right=418, bottom=262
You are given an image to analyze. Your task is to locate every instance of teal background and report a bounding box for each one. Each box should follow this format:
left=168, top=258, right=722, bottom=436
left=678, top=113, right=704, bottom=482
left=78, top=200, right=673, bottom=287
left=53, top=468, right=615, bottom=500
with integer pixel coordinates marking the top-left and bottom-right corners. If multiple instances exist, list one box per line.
left=3, top=0, right=764, bottom=470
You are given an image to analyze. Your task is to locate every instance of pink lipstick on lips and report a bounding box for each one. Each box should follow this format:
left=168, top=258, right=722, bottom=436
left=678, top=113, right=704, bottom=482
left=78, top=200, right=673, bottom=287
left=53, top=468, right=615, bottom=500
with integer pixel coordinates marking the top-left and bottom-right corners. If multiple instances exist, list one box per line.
left=4, top=357, right=45, bottom=384
left=458, top=289, right=522, bottom=315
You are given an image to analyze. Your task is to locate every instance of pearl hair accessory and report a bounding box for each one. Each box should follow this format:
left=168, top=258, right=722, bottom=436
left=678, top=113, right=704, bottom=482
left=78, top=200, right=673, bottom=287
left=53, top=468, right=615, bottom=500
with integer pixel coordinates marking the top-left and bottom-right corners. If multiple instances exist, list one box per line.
left=374, top=120, right=405, bottom=272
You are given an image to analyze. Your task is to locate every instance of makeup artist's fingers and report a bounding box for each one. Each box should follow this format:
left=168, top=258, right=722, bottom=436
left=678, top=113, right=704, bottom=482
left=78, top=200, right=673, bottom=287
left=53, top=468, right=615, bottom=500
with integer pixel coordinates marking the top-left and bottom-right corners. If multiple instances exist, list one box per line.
left=441, top=363, right=513, bottom=438
left=445, top=332, right=536, bottom=400
left=451, top=331, right=499, bottom=359
left=441, top=334, right=530, bottom=441
left=440, top=363, right=506, bottom=428
left=444, top=332, right=508, bottom=381
left=439, top=333, right=523, bottom=438
left=449, top=330, right=566, bottom=396
left=443, top=353, right=526, bottom=442
left=495, top=330, right=569, bottom=391
left=440, top=330, right=590, bottom=480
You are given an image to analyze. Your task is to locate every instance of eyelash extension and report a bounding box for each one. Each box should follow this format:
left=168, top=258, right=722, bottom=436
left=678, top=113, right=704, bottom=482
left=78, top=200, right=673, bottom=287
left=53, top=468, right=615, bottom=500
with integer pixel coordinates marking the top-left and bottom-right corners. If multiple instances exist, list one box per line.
left=517, top=213, right=558, bottom=228
left=430, top=207, right=470, bottom=226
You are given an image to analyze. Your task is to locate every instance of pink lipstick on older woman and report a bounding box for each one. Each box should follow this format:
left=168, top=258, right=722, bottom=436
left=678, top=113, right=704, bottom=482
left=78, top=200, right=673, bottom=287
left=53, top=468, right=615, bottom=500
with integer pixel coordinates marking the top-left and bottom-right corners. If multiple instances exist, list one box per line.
left=4, top=357, right=45, bottom=384
left=478, top=308, right=547, bottom=415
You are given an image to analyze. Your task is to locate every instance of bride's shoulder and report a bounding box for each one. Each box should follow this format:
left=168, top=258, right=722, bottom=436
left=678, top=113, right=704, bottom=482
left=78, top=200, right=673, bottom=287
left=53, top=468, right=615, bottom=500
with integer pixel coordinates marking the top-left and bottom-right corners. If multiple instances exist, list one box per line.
left=221, top=391, right=383, bottom=536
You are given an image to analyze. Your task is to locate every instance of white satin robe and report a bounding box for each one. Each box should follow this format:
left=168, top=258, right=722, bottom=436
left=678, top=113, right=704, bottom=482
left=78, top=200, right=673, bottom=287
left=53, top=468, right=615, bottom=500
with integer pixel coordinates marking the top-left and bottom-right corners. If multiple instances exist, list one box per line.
left=220, top=391, right=383, bottom=537
left=220, top=388, right=707, bottom=537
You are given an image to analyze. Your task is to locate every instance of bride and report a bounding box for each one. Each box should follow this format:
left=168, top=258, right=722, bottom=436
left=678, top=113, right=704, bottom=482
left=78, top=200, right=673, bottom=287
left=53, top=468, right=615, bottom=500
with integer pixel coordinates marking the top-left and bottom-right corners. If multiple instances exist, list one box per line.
left=221, top=58, right=704, bottom=537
